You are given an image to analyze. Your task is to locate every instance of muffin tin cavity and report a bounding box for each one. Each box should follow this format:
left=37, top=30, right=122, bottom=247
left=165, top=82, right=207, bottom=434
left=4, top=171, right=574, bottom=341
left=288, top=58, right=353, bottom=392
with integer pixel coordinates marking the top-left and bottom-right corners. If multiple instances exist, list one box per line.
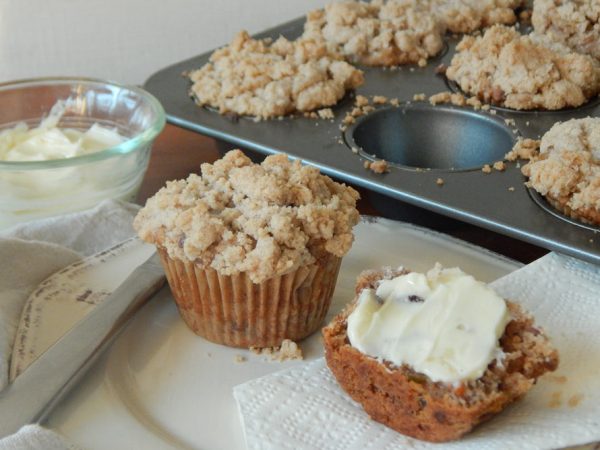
left=346, top=105, right=515, bottom=170
left=528, top=188, right=600, bottom=233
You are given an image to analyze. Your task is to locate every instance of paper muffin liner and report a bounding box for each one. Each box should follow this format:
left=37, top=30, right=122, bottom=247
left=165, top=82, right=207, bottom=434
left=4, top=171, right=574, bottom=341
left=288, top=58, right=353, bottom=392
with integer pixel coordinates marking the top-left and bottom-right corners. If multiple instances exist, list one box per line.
left=157, top=247, right=342, bottom=348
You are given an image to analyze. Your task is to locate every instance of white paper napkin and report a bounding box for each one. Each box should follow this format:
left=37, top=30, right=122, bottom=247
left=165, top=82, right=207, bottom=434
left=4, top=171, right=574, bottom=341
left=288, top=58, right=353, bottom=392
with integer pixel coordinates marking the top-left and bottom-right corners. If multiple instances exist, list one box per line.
left=234, top=252, right=600, bottom=450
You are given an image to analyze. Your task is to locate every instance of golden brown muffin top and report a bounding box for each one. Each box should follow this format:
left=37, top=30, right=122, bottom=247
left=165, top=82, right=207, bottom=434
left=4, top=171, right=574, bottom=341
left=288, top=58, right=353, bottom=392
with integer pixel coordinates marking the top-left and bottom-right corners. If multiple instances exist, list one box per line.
left=523, top=117, right=600, bottom=215
left=134, top=150, right=360, bottom=283
left=446, top=25, right=600, bottom=110
left=188, top=31, right=364, bottom=119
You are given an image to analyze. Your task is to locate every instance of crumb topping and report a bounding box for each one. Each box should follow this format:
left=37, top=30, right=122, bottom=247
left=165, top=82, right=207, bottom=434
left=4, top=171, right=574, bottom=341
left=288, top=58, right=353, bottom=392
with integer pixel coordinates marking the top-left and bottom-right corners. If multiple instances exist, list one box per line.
left=365, top=159, right=390, bottom=174
left=430, top=0, right=523, bottom=33
left=446, top=25, right=600, bottom=110
left=188, top=31, right=364, bottom=119
left=250, top=339, right=304, bottom=361
left=493, top=160, right=506, bottom=171
left=522, top=118, right=600, bottom=220
left=318, top=108, right=335, bottom=119
left=302, top=0, right=445, bottom=67
left=134, top=150, right=360, bottom=283
left=533, top=0, right=600, bottom=61
left=505, top=137, right=541, bottom=161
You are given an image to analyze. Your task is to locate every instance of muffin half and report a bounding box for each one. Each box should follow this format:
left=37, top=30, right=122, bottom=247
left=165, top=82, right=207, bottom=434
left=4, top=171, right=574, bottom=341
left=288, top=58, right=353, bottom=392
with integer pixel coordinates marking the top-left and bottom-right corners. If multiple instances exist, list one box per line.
left=323, top=266, right=559, bottom=442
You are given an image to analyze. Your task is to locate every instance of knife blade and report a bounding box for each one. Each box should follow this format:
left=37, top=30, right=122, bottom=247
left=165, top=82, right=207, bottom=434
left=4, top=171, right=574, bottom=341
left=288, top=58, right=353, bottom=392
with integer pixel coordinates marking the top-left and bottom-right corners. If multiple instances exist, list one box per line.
left=0, top=250, right=165, bottom=438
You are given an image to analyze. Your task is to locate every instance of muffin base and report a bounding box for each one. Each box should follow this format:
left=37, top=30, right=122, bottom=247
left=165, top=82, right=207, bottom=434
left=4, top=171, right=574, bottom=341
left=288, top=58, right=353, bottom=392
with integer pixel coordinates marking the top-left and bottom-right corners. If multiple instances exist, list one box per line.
left=545, top=194, right=600, bottom=227
left=158, top=248, right=342, bottom=348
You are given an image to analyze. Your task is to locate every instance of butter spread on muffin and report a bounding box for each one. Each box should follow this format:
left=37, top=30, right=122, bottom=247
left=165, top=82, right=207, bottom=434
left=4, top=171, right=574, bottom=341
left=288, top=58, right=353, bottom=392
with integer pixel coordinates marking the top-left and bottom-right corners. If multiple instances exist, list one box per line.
left=188, top=31, right=364, bottom=119
left=347, top=265, right=510, bottom=383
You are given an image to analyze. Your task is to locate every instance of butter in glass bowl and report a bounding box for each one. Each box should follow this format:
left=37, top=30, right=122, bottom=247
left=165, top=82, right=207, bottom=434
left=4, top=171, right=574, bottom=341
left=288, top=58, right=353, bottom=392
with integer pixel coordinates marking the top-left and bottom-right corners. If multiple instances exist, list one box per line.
left=0, top=77, right=165, bottom=229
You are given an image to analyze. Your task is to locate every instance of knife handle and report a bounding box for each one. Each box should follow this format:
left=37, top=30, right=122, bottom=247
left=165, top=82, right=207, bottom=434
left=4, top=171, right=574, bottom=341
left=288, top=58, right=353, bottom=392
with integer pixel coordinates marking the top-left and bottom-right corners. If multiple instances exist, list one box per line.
left=0, top=252, right=165, bottom=438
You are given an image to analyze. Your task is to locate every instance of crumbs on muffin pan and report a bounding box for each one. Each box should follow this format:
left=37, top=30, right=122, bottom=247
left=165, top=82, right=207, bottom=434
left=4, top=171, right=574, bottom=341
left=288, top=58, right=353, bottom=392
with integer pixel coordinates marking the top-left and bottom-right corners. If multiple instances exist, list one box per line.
left=446, top=25, right=600, bottom=110
left=188, top=31, right=364, bottom=119
left=318, top=108, right=335, bottom=120
left=364, top=159, right=390, bottom=174
left=302, top=0, right=445, bottom=67
left=493, top=161, right=506, bottom=171
left=533, top=0, right=600, bottom=61
left=250, top=339, right=304, bottom=361
left=134, top=150, right=360, bottom=283
left=505, top=137, right=541, bottom=161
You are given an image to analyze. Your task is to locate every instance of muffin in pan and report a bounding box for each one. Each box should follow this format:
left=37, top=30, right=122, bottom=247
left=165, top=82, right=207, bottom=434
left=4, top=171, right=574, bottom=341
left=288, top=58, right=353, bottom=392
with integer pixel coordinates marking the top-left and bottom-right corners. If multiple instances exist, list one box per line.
left=446, top=25, right=600, bottom=110
left=522, top=117, right=600, bottom=226
left=134, top=150, right=360, bottom=348
left=323, top=265, right=558, bottom=442
left=188, top=31, right=364, bottom=120
left=431, top=0, right=524, bottom=34
left=532, top=0, right=600, bottom=62
left=302, top=0, right=445, bottom=67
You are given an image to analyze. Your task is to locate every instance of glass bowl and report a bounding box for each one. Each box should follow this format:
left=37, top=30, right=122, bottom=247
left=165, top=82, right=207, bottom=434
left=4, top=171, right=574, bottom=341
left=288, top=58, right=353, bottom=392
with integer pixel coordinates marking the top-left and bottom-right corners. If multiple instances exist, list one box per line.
left=0, top=77, right=165, bottom=229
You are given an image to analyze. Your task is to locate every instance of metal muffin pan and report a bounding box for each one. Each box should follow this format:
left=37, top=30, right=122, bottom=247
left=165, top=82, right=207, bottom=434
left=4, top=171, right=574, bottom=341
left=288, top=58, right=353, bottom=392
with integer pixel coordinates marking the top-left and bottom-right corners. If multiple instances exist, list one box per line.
left=144, top=16, right=600, bottom=264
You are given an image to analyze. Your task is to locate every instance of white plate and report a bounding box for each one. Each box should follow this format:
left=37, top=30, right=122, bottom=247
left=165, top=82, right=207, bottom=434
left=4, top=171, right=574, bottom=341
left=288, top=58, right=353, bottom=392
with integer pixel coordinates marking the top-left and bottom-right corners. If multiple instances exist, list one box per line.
left=44, top=218, right=520, bottom=449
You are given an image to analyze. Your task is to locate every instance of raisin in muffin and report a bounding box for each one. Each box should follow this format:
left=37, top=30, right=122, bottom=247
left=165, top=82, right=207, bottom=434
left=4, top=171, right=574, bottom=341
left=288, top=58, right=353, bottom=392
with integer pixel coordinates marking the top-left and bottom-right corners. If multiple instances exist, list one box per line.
left=134, top=150, right=360, bottom=347
left=323, top=266, right=558, bottom=442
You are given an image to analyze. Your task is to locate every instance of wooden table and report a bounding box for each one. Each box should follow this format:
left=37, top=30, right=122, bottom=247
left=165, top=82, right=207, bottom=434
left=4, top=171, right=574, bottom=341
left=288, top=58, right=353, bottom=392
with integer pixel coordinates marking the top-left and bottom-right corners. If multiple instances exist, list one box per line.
left=138, top=124, right=548, bottom=265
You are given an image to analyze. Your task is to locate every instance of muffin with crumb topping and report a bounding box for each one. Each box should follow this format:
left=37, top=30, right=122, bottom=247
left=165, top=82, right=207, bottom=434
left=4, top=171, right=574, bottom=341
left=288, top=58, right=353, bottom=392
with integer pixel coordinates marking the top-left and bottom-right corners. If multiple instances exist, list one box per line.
left=522, top=117, right=600, bottom=225
left=134, top=150, right=360, bottom=348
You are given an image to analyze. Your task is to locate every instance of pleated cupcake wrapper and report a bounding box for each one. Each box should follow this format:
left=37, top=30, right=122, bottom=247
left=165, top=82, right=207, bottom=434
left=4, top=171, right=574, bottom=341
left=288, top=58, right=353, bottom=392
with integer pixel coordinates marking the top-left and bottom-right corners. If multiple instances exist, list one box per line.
left=157, top=247, right=342, bottom=348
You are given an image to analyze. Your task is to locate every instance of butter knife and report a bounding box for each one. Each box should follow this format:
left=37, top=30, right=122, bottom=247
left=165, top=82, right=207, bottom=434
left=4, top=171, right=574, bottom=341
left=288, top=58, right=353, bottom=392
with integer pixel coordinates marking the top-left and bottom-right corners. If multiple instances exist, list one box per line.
left=0, top=251, right=165, bottom=438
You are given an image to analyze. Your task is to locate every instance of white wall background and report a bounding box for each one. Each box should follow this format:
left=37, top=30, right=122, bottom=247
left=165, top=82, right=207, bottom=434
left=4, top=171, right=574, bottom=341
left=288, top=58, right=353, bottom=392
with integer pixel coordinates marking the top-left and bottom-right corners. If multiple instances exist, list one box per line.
left=0, top=0, right=328, bottom=85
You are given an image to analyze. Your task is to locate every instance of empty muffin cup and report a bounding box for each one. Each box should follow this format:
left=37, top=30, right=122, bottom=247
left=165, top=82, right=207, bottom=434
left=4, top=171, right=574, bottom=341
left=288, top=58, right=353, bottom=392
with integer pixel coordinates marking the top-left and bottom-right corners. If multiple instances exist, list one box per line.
left=347, top=105, right=515, bottom=170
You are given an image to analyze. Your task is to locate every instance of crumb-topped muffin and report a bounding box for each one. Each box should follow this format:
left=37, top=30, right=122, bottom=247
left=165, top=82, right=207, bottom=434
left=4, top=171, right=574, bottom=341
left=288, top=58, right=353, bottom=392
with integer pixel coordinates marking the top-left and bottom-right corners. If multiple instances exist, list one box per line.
left=431, top=0, right=524, bottom=34
left=533, top=0, right=600, bottom=62
left=134, top=150, right=360, bottom=347
left=188, top=31, right=364, bottom=119
left=303, top=0, right=445, bottom=67
left=446, top=25, right=600, bottom=110
left=522, top=117, right=600, bottom=225
left=323, top=266, right=558, bottom=442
